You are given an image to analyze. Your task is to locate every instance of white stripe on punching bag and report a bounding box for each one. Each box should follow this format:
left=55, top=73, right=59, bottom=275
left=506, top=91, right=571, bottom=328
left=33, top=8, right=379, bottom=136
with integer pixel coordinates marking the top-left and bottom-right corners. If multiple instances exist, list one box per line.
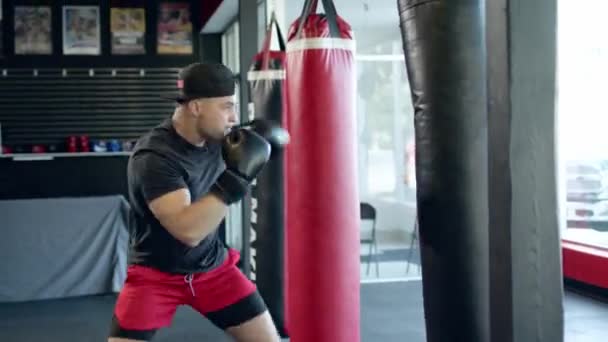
left=286, top=37, right=356, bottom=52
left=247, top=70, right=286, bottom=81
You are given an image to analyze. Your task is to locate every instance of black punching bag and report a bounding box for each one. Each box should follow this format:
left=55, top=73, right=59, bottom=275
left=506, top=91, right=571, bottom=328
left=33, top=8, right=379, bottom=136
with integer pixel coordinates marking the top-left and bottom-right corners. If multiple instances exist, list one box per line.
left=246, top=12, right=288, bottom=338
left=397, top=1, right=489, bottom=341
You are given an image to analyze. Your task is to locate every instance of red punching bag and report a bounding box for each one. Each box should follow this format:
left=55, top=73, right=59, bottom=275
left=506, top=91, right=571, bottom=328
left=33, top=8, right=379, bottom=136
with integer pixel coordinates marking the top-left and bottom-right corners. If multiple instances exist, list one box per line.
left=285, top=0, right=359, bottom=341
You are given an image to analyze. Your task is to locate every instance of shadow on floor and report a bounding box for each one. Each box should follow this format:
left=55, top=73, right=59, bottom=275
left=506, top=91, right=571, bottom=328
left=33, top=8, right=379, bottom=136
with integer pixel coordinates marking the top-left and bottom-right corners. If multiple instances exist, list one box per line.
left=360, top=247, right=420, bottom=264
left=0, top=280, right=606, bottom=341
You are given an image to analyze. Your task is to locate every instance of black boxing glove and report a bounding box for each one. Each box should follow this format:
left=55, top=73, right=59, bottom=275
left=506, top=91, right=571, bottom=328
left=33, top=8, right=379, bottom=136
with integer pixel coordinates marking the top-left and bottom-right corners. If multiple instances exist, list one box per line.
left=211, top=128, right=271, bottom=204
left=237, top=119, right=290, bottom=154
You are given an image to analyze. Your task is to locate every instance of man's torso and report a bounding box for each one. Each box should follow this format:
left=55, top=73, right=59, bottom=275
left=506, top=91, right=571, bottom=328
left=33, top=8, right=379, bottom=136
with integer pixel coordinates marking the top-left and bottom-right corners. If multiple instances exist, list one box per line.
left=127, top=119, right=227, bottom=274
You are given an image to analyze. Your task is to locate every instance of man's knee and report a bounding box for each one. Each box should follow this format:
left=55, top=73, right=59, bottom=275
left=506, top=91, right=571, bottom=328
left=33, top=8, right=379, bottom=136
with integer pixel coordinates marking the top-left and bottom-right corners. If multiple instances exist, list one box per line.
left=203, top=290, right=269, bottom=330
left=225, top=310, right=280, bottom=342
left=108, top=315, right=157, bottom=341
left=108, top=338, right=147, bottom=342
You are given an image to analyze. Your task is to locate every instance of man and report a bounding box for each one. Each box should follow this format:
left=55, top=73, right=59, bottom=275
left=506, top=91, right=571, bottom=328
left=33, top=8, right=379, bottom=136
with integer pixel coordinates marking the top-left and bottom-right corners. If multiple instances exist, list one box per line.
left=108, top=62, right=281, bottom=341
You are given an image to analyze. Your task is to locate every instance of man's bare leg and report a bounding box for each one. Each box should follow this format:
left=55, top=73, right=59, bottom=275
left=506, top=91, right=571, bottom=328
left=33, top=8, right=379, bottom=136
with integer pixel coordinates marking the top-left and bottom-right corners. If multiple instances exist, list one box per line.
left=225, top=310, right=281, bottom=342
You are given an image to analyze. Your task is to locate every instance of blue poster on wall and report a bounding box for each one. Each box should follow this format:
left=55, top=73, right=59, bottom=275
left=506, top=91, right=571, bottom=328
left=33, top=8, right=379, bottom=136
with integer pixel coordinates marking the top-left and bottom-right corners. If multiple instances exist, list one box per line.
left=62, top=5, right=101, bottom=55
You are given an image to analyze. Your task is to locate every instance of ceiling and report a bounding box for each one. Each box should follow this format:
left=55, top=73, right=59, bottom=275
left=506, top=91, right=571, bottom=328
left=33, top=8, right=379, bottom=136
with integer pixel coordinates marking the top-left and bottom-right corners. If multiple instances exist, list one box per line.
left=283, top=0, right=403, bottom=52
left=202, top=0, right=239, bottom=33
left=284, top=0, right=401, bottom=31
left=202, top=0, right=401, bottom=33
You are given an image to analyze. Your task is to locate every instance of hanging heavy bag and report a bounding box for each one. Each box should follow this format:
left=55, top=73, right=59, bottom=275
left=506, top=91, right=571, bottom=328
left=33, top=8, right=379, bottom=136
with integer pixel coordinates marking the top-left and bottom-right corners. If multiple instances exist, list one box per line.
left=397, top=1, right=488, bottom=341
left=284, top=0, right=359, bottom=341
left=245, top=12, right=289, bottom=338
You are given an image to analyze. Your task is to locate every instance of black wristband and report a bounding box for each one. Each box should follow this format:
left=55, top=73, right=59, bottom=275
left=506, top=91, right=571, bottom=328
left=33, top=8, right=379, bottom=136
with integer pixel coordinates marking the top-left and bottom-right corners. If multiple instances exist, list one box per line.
left=210, top=169, right=250, bottom=205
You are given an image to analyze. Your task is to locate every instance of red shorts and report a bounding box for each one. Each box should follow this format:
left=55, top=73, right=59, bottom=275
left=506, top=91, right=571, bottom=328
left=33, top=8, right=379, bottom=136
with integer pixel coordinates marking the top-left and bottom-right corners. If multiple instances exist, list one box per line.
left=110, top=248, right=266, bottom=340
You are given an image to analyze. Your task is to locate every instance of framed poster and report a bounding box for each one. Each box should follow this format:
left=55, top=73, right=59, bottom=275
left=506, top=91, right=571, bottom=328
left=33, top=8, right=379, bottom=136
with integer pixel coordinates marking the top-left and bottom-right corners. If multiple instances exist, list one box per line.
left=14, top=6, right=52, bottom=55
left=63, top=6, right=101, bottom=55
left=157, top=2, right=192, bottom=54
left=111, top=8, right=146, bottom=55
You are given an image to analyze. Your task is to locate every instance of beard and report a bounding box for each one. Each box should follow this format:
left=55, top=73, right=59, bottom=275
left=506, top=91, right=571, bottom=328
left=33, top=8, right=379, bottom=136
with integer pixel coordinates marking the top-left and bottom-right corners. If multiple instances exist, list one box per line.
left=198, top=125, right=226, bottom=142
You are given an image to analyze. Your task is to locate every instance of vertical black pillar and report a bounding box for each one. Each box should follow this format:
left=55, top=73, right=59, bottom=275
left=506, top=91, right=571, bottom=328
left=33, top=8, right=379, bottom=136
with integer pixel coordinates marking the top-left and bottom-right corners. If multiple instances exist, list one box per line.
left=397, top=1, right=489, bottom=341
left=238, top=0, right=259, bottom=277
left=238, top=0, right=259, bottom=121
left=487, top=1, right=563, bottom=341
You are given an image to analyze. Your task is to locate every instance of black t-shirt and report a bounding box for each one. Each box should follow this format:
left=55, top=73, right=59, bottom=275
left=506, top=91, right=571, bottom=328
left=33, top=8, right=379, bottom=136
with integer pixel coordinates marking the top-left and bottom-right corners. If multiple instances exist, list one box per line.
left=126, top=119, right=227, bottom=274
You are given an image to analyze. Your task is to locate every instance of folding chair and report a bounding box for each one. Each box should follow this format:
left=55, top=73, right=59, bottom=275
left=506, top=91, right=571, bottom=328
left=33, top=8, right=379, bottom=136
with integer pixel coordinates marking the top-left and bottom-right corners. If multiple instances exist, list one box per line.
left=360, top=202, right=380, bottom=277
left=406, top=214, right=421, bottom=275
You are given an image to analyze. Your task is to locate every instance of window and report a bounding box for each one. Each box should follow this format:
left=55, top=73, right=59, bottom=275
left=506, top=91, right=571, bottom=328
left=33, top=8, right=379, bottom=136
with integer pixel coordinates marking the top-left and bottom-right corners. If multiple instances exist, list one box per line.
left=355, top=36, right=418, bottom=281
left=222, top=21, right=240, bottom=73
left=357, top=49, right=414, bottom=201
left=258, top=0, right=267, bottom=50
left=558, top=0, right=608, bottom=247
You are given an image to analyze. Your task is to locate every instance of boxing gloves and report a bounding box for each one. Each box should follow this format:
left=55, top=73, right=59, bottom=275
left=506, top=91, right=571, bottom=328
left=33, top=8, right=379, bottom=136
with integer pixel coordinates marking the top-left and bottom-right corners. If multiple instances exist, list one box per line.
left=235, top=119, right=290, bottom=156
left=211, top=128, right=271, bottom=204
left=211, top=119, right=290, bottom=205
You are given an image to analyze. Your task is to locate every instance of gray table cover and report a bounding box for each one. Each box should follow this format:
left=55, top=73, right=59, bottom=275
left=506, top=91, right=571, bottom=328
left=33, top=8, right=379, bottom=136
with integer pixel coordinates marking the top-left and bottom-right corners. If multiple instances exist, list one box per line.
left=0, top=195, right=130, bottom=302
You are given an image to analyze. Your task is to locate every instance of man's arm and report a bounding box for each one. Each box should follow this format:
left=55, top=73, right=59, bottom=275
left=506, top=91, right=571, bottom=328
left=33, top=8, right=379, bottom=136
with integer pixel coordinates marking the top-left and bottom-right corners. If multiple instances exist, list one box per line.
left=136, top=126, right=274, bottom=247
left=134, top=152, right=228, bottom=247
left=149, top=189, right=228, bottom=247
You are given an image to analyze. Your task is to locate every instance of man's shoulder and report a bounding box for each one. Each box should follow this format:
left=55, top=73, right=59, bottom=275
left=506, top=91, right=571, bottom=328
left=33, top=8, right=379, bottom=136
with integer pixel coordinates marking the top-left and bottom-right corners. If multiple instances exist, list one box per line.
left=133, top=120, right=173, bottom=151
left=128, top=133, right=179, bottom=174
left=132, top=121, right=183, bottom=160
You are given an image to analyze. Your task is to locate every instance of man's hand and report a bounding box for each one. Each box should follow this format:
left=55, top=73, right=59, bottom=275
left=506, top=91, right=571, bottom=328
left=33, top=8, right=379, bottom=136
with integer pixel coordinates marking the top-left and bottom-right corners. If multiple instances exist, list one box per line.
left=211, top=128, right=271, bottom=204
left=235, top=119, right=290, bottom=157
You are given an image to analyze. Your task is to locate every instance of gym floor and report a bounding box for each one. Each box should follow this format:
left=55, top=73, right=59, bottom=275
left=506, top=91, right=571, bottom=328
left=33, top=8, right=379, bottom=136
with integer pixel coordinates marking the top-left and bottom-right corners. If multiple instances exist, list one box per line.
left=0, top=280, right=606, bottom=341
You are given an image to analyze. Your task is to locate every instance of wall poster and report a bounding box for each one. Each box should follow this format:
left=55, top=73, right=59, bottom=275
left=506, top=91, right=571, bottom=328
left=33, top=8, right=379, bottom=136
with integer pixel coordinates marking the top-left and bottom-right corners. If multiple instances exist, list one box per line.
left=63, top=6, right=101, bottom=55
left=14, top=6, right=52, bottom=55
left=111, top=8, right=146, bottom=55
left=157, top=2, right=192, bottom=54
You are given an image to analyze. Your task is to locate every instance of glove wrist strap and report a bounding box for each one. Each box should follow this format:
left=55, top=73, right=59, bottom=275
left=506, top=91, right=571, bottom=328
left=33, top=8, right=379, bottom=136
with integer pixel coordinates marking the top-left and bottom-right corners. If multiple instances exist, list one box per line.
left=210, top=169, right=249, bottom=205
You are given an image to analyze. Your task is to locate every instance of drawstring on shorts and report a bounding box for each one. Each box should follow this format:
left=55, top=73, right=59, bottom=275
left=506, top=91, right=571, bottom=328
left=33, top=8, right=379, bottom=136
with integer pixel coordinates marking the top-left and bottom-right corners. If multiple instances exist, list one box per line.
left=184, top=274, right=195, bottom=296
